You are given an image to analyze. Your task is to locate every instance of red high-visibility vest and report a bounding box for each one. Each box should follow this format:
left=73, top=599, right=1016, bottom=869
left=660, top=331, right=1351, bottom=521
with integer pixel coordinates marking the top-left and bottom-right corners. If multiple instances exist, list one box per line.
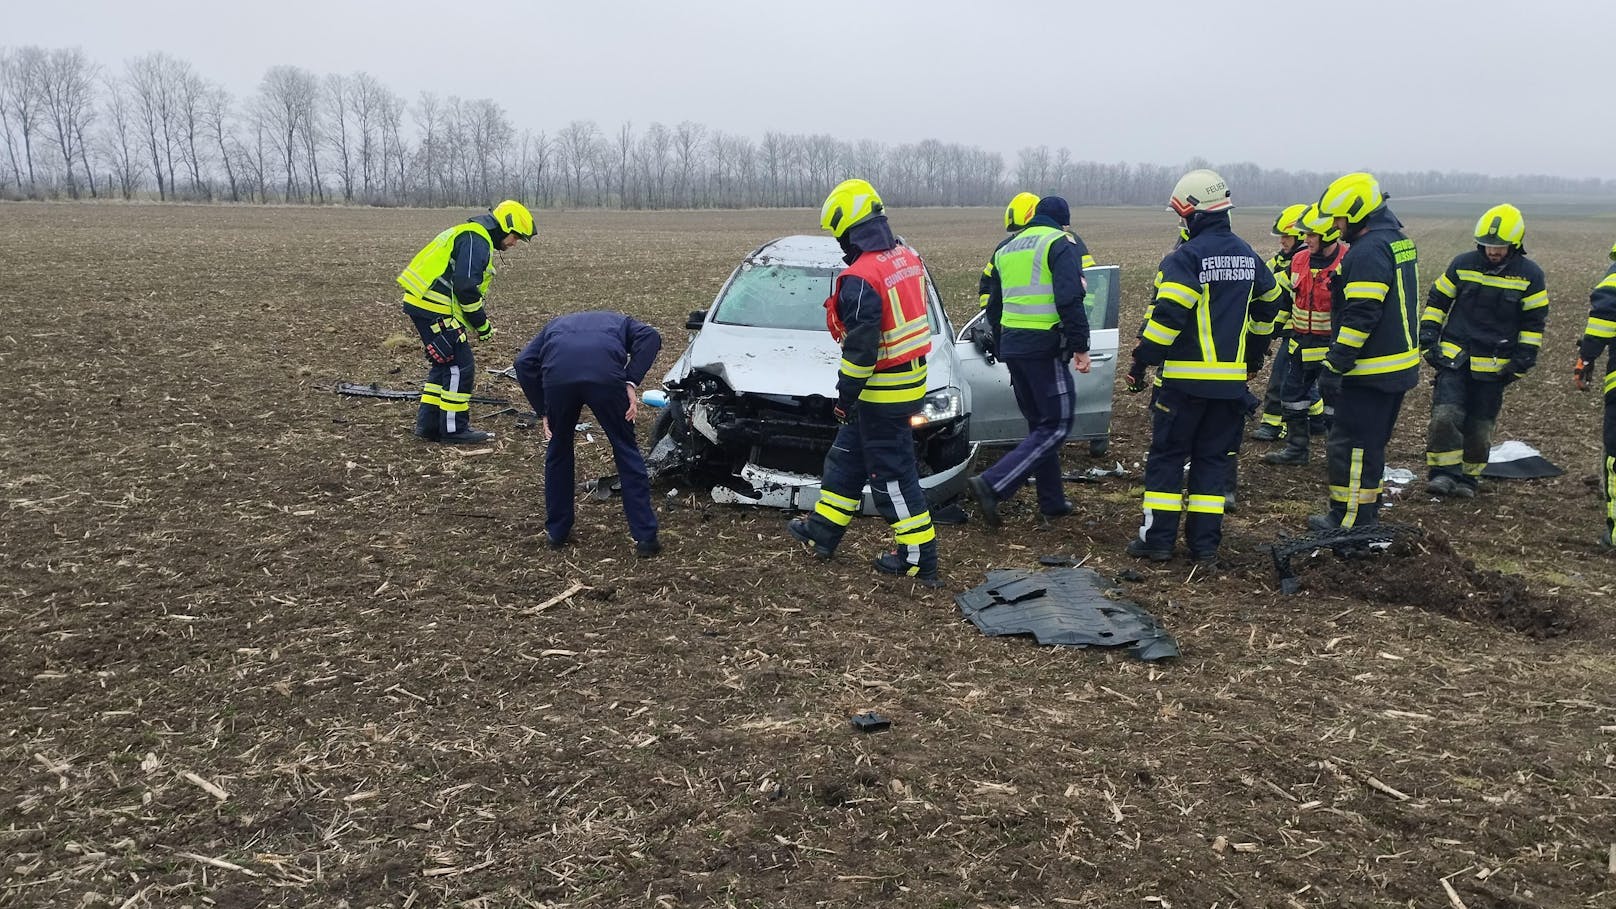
left=1288, top=242, right=1347, bottom=337
left=824, top=245, right=932, bottom=369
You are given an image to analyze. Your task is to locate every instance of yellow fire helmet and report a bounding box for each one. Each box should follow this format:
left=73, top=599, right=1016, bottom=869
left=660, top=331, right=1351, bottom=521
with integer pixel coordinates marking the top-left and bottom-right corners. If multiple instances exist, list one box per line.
left=1473, top=203, right=1525, bottom=249
left=1317, top=172, right=1384, bottom=224
left=491, top=200, right=535, bottom=241
left=1004, top=192, right=1041, bottom=231
left=1271, top=203, right=1308, bottom=238
left=820, top=179, right=883, bottom=238
left=1300, top=204, right=1341, bottom=243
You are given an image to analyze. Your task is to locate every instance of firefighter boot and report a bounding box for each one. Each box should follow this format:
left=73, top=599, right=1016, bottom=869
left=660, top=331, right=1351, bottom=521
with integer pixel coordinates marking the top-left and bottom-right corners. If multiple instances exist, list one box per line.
left=873, top=540, right=941, bottom=587
left=787, top=515, right=838, bottom=560
left=1250, top=420, right=1283, bottom=442
left=1263, top=418, right=1311, bottom=466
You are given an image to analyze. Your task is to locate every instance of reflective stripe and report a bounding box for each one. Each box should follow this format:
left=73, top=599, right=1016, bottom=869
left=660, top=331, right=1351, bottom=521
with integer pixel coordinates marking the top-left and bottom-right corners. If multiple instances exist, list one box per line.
left=1607, top=372, right=1616, bottom=394
left=1462, top=462, right=1485, bottom=477
left=1420, top=305, right=1449, bottom=326
left=858, top=361, right=927, bottom=404
left=1186, top=494, right=1225, bottom=515
left=1457, top=269, right=1529, bottom=291
left=1469, top=356, right=1507, bottom=374
left=1440, top=340, right=1462, bottom=360
left=1433, top=274, right=1457, bottom=298
left=1247, top=317, right=1275, bottom=336
left=1337, top=326, right=1369, bottom=348
left=1427, top=449, right=1463, bottom=467
left=839, top=358, right=875, bottom=379
left=1156, top=281, right=1200, bottom=309
left=1143, top=491, right=1183, bottom=512
left=1342, top=447, right=1365, bottom=528
left=1599, top=274, right=1616, bottom=291
left=1522, top=290, right=1548, bottom=310
left=1344, top=281, right=1389, bottom=302
left=1348, top=348, right=1419, bottom=376
left=1585, top=317, right=1616, bottom=339
left=1606, top=456, right=1616, bottom=528
left=1292, top=309, right=1333, bottom=334
left=1516, top=330, right=1543, bottom=347
left=815, top=489, right=860, bottom=527
left=1299, top=345, right=1328, bottom=363
left=1141, top=319, right=1179, bottom=345
left=1159, top=361, right=1247, bottom=381
left=398, top=222, right=495, bottom=330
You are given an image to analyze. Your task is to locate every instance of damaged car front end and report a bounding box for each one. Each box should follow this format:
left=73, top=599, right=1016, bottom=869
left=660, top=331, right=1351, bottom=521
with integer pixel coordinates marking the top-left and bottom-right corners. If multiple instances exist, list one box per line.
left=647, top=236, right=976, bottom=513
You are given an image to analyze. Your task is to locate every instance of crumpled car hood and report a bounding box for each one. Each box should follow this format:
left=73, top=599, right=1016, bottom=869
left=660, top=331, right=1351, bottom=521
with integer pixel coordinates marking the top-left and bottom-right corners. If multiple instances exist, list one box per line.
left=683, top=324, right=841, bottom=398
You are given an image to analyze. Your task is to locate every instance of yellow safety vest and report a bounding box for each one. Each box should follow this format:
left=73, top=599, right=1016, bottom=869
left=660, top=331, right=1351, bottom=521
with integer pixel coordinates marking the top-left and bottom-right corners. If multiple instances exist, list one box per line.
left=993, top=225, right=1064, bottom=331
left=397, top=222, right=495, bottom=329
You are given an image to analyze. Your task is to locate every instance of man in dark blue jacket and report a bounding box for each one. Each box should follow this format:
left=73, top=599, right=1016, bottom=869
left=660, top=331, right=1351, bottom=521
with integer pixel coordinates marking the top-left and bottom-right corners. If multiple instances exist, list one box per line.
left=967, top=196, right=1092, bottom=526
left=515, top=311, right=663, bottom=556
left=1124, top=169, right=1281, bottom=566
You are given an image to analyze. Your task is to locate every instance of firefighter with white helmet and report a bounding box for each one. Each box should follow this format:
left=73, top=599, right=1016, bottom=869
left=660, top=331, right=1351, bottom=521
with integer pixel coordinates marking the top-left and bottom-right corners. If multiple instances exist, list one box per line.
left=1123, top=168, right=1281, bottom=566
left=1419, top=203, right=1549, bottom=498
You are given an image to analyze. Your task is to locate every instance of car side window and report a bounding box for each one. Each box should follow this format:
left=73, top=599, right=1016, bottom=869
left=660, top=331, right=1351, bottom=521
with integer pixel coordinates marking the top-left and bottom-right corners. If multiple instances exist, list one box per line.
left=1082, top=266, right=1120, bottom=331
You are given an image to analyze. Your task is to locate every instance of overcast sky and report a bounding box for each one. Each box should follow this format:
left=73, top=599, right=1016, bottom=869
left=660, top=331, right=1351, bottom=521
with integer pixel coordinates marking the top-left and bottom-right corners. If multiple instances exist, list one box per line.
left=12, top=0, right=1611, bottom=180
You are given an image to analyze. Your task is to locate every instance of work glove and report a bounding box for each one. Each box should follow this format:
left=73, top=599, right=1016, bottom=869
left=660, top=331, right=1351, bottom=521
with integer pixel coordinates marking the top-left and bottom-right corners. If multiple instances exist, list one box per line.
left=1503, top=357, right=1532, bottom=384
left=1417, top=326, right=1438, bottom=353
left=425, top=331, right=457, bottom=365
left=1123, top=357, right=1148, bottom=394
left=1423, top=346, right=1442, bottom=369
left=1245, top=350, right=1266, bottom=381
left=1317, top=364, right=1343, bottom=400
left=476, top=322, right=496, bottom=343
left=1574, top=357, right=1594, bottom=391
left=832, top=397, right=854, bottom=424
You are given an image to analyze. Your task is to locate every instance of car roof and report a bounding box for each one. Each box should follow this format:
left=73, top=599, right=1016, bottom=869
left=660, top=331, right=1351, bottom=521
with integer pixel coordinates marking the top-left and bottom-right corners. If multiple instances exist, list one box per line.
left=745, top=235, right=846, bottom=270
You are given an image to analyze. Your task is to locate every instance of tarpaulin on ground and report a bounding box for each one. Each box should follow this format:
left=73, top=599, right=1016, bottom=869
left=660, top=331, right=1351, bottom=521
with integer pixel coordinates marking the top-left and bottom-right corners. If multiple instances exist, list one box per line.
left=1482, top=440, right=1564, bottom=479
left=955, top=567, right=1178, bottom=661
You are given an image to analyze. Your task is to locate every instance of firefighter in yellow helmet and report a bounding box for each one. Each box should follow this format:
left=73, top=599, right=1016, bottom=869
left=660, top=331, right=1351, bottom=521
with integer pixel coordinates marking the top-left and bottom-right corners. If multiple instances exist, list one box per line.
left=398, top=200, right=534, bottom=443
left=1308, top=173, right=1420, bottom=530
left=1419, top=204, right=1549, bottom=498
left=1573, top=239, right=1616, bottom=547
left=787, top=179, right=941, bottom=586
left=1264, top=206, right=1347, bottom=467
left=1251, top=203, right=1310, bottom=442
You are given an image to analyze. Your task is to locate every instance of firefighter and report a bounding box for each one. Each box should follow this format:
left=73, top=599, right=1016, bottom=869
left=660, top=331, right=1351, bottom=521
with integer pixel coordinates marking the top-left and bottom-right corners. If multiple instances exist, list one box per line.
left=1123, top=169, right=1281, bottom=565
left=398, top=200, right=534, bottom=444
left=1574, top=240, right=1616, bottom=547
left=1265, top=205, right=1347, bottom=466
left=966, top=195, right=1093, bottom=526
left=1420, top=204, right=1549, bottom=498
left=787, top=179, right=941, bottom=587
left=1308, top=173, right=1420, bottom=530
left=515, top=311, right=663, bottom=556
left=1252, top=204, right=1308, bottom=442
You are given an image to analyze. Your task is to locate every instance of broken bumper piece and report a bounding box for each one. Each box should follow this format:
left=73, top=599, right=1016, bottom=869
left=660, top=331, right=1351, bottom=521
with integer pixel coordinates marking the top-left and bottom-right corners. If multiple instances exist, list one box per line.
left=709, top=443, right=979, bottom=515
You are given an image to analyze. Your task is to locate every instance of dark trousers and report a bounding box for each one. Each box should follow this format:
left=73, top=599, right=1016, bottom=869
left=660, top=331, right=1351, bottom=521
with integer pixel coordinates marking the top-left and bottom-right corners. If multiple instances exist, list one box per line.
left=1138, top=386, right=1244, bottom=555
left=811, top=398, right=936, bottom=572
left=980, top=356, right=1075, bottom=513
left=541, top=381, right=657, bottom=544
left=1425, top=367, right=1506, bottom=487
left=1258, top=334, right=1290, bottom=427
left=1324, top=384, right=1406, bottom=528
left=1603, top=382, right=1615, bottom=541
left=408, top=310, right=476, bottom=436
left=1279, top=341, right=1333, bottom=447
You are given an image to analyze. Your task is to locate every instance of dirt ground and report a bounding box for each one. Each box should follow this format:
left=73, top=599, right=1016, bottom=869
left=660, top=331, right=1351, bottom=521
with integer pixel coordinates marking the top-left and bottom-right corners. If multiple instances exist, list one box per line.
left=2, top=201, right=1614, bottom=908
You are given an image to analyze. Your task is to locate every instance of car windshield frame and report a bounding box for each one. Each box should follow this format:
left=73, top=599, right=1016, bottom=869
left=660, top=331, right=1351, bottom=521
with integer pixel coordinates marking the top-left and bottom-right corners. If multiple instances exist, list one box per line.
left=710, top=258, right=946, bottom=336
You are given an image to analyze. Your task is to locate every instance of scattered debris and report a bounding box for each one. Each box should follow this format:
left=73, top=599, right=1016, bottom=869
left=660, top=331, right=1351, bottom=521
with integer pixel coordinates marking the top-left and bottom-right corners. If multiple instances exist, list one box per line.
left=1267, top=523, right=1424, bottom=595
left=1063, top=461, right=1128, bottom=482
left=850, top=712, right=891, bottom=733
left=582, top=475, right=621, bottom=501
left=484, top=366, right=518, bottom=380
left=955, top=567, right=1178, bottom=661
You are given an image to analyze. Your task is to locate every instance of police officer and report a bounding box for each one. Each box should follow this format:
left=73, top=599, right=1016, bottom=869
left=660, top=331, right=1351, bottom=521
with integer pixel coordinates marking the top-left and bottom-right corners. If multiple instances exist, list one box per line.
left=1124, top=169, right=1281, bottom=565
left=398, top=200, right=534, bottom=443
left=1420, top=204, right=1549, bottom=498
left=1265, top=205, right=1347, bottom=466
left=1252, top=204, right=1308, bottom=442
left=515, top=311, right=663, bottom=556
left=1574, top=240, right=1616, bottom=547
left=787, top=179, right=940, bottom=586
left=966, top=195, right=1093, bottom=526
left=1309, top=173, right=1420, bottom=530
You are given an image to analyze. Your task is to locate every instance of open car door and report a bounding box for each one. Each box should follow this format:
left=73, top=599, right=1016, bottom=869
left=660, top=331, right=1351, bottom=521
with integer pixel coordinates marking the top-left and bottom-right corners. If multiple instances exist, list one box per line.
left=954, top=264, right=1121, bottom=446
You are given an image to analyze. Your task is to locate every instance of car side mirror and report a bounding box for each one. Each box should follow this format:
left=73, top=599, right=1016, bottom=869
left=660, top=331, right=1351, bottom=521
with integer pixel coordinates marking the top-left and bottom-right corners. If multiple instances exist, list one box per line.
left=685, top=310, right=707, bottom=330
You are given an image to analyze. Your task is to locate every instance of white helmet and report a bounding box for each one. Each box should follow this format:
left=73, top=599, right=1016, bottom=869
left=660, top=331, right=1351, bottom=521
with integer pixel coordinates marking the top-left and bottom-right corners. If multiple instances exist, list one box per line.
left=1169, top=168, right=1232, bottom=218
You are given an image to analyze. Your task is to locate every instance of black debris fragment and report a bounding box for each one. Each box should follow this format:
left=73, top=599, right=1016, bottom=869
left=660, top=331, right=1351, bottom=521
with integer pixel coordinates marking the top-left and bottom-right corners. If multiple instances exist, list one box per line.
left=956, top=567, right=1178, bottom=661
left=850, top=712, right=891, bottom=733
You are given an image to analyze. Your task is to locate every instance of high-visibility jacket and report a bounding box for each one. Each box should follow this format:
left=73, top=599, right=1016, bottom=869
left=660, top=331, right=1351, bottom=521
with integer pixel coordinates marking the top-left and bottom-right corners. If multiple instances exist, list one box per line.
left=1422, top=248, right=1549, bottom=379
left=993, top=225, right=1069, bottom=331
left=1267, top=247, right=1298, bottom=330
left=1325, top=207, right=1421, bottom=392
left=981, top=232, right=1095, bottom=306
left=826, top=239, right=932, bottom=404
left=1288, top=242, right=1347, bottom=340
left=1135, top=211, right=1282, bottom=399
left=1578, top=261, right=1616, bottom=394
left=398, top=219, right=496, bottom=331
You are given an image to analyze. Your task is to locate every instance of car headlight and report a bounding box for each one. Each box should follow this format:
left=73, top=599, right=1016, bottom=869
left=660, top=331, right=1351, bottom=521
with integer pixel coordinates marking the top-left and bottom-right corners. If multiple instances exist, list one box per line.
left=910, top=388, right=963, bottom=427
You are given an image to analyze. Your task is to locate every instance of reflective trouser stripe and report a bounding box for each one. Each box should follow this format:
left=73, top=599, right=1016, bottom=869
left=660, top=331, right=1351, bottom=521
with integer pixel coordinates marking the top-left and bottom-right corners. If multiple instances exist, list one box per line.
left=1462, top=461, right=1485, bottom=477
left=1344, top=447, right=1364, bottom=528
left=1605, top=456, right=1616, bottom=530
left=422, top=382, right=444, bottom=406
left=814, top=489, right=861, bottom=527
left=1260, top=411, right=1283, bottom=427
left=1186, top=494, right=1225, bottom=515
left=1143, top=491, right=1183, bottom=512
left=891, top=511, right=935, bottom=546
left=1427, top=449, right=1463, bottom=467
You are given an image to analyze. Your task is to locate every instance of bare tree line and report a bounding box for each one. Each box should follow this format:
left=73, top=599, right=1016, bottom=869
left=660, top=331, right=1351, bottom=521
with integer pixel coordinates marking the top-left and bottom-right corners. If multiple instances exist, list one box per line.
left=3, top=45, right=1613, bottom=210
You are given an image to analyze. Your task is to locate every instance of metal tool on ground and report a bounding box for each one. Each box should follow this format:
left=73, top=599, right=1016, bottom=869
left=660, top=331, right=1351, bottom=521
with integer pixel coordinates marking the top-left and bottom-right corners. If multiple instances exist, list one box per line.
left=337, top=382, right=509, bottom=406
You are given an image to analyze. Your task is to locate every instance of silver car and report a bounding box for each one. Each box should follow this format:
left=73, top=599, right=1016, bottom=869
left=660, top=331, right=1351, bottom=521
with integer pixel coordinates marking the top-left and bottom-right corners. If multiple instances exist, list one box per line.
left=648, top=235, right=1120, bottom=513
